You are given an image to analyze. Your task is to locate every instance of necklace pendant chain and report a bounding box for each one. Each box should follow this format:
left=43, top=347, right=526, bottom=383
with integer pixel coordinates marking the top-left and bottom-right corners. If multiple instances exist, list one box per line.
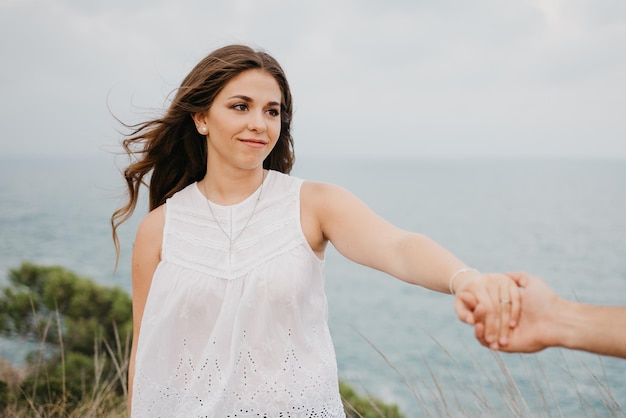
left=204, top=171, right=266, bottom=260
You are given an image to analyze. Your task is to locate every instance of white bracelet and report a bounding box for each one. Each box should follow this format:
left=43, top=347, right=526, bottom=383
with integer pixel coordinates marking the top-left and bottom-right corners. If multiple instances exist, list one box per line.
left=449, top=267, right=480, bottom=295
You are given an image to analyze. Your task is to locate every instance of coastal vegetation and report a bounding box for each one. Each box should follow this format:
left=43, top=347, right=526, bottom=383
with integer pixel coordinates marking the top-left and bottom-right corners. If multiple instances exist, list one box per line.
left=1, top=263, right=621, bottom=417
left=0, top=263, right=404, bottom=417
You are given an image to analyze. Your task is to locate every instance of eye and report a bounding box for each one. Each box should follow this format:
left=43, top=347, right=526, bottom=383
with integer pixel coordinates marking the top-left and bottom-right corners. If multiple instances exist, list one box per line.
left=232, top=103, right=248, bottom=111
left=267, top=108, right=280, bottom=117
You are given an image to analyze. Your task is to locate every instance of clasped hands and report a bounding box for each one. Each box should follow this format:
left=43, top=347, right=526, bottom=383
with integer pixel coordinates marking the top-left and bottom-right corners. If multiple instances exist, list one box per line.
left=452, top=271, right=522, bottom=350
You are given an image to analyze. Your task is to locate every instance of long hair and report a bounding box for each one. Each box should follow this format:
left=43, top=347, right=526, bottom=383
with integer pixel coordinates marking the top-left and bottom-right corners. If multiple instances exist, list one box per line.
left=111, top=44, right=295, bottom=263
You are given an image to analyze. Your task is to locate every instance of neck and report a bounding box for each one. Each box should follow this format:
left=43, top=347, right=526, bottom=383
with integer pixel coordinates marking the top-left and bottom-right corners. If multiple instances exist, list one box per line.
left=201, top=167, right=266, bottom=206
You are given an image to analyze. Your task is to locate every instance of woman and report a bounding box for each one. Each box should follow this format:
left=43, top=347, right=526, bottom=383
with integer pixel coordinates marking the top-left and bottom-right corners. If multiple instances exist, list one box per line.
left=112, top=44, right=520, bottom=417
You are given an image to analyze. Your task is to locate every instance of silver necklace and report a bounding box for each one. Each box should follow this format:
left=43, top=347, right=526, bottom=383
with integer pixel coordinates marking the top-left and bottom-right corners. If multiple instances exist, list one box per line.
left=203, top=171, right=266, bottom=257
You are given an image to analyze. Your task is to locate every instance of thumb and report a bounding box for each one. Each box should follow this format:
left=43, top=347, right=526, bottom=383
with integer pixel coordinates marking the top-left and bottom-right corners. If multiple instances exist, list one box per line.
left=506, top=271, right=530, bottom=288
left=455, top=291, right=478, bottom=325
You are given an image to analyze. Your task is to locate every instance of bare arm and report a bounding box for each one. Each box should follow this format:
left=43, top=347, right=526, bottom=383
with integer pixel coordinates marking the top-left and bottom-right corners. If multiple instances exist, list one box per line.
left=551, top=299, right=626, bottom=359
left=301, top=181, right=520, bottom=346
left=304, top=182, right=466, bottom=290
left=466, top=272, right=626, bottom=359
left=128, top=205, right=164, bottom=413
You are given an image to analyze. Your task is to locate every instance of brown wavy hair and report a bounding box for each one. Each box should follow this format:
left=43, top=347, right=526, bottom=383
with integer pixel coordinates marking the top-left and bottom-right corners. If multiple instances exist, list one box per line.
left=111, top=44, right=295, bottom=262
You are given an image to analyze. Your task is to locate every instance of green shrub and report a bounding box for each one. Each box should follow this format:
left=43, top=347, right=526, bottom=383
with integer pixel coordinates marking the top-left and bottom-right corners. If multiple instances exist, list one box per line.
left=0, top=263, right=132, bottom=411
left=340, top=380, right=406, bottom=418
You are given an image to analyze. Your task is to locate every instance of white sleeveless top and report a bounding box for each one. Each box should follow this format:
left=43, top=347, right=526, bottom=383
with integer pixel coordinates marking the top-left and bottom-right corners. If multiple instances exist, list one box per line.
left=131, top=170, right=345, bottom=417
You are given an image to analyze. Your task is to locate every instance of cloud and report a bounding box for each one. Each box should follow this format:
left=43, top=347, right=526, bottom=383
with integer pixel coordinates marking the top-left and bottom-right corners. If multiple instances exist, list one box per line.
left=1, top=0, right=625, bottom=158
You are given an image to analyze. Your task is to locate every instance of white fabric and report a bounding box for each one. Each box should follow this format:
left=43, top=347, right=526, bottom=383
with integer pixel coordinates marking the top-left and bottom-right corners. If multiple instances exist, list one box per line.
left=131, top=170, right=345, bottom=417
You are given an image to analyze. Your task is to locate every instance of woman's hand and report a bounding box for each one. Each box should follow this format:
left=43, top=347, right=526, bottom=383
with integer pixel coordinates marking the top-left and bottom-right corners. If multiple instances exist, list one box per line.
left=454, top=273, right=521, bottom=349
left=479, top=272, right=558, bottom=353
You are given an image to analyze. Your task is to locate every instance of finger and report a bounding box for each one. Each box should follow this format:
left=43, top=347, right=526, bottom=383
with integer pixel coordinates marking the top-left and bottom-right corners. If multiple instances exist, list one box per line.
left=498, top=278, right=512, bottom=346
left=504, top=271, right=527, bottom=328
left=473, top=303, right=488, bottom=343
left=459, top=290, right=478, bottom=309
left=509, top=276, right=522, bottom=328
left=459, top=292, right=478, bottom=324
left=474, top=321, right=489, bottom=347
left=483, top=274, right=500, bottom=349
left=455, top=291, right=478, bottom=324
left=505, top=271, right=530, bottom=288
left=473, top=300, right=487, bottom=324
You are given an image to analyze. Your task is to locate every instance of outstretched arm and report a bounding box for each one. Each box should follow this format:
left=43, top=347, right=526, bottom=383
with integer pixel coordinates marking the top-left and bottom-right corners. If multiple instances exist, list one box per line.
left=302, top=181, right=520, bottom=347
left=464, top=272, right=626, bottom=359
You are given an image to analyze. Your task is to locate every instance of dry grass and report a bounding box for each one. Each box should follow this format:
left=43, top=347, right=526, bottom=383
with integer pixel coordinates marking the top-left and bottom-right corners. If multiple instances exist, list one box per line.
left=0, top=357, right=25, bottom=394
left=0, top=321, right=130, bottom=418
left=354, top=329, right=625, bottom=418
left=2, top=328, right=623, bottom=417
left=0, top=358, right=128, bottom=418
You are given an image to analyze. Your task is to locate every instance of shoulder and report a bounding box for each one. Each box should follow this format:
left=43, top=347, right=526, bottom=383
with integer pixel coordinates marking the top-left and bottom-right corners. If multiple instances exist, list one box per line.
left=166, top=182, right=200, bottom=208
left=301, top=181, right=368, bottom=229
left=135, top=205, right=165, bottom=246
left=267, top=170, right=303, bottom=189
left=301, top=181, right=358, bottom=208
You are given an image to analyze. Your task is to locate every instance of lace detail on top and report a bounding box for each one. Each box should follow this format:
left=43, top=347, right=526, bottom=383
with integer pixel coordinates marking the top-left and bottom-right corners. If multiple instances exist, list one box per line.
left=131, top=171, right=345, bottom=417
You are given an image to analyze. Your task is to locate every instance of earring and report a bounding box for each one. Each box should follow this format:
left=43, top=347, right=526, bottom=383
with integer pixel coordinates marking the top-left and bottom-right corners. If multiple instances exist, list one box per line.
left=200, top=126, right=207, bottom=134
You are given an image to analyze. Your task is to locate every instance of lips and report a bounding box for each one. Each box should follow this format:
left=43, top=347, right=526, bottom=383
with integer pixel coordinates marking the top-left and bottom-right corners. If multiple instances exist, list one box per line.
left=239, top=138, right=268, bottom=147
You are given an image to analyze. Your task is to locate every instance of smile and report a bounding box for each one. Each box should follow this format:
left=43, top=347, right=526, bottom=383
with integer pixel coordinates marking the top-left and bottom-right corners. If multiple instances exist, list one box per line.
left=239, top=138, right=268, bottom=148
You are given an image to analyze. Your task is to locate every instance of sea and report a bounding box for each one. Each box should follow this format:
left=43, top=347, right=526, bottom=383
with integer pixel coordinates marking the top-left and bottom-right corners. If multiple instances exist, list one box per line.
left=1, top=155, right=625, bottom=417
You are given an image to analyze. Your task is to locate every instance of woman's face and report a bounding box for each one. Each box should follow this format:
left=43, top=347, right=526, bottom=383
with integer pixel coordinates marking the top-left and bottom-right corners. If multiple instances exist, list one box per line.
left=195, top=69, right=282, bottom=171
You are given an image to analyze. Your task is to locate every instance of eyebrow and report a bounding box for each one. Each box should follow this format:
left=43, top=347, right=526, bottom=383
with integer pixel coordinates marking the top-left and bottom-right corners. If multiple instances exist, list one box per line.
left=228, top=95, right=280, bottom=107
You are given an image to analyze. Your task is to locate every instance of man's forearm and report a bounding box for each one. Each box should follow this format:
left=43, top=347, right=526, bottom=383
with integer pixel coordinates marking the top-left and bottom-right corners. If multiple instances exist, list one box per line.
left=551, top=299, right=626, bottom=359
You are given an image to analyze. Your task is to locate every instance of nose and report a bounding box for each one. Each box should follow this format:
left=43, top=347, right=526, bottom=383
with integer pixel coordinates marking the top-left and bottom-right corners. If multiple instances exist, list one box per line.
left=247, top=110, right=266, bottom=133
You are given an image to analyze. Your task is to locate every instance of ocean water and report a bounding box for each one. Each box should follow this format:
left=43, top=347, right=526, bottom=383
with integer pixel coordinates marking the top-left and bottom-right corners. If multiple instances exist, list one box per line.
left=1, top=156, right=625, bottom=417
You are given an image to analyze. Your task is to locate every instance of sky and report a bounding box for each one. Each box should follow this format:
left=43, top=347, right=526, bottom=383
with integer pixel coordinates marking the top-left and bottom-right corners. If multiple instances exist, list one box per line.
left=1, top=0, right=625, bottom=159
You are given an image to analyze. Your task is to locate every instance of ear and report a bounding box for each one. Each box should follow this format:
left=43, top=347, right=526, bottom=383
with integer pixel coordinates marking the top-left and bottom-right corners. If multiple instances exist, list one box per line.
left=191, top=111, right=208, bottom=133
